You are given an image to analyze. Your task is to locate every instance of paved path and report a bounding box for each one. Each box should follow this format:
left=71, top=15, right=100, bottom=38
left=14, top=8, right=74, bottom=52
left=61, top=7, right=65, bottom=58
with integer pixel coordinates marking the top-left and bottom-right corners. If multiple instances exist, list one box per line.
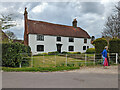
left=2, top=66, right=118, bottom=88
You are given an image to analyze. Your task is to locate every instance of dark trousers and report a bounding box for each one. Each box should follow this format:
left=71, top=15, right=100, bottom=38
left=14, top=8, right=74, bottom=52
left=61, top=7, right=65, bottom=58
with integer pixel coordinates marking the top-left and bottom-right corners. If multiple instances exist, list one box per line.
left=107, top=56, right=110, bottom=66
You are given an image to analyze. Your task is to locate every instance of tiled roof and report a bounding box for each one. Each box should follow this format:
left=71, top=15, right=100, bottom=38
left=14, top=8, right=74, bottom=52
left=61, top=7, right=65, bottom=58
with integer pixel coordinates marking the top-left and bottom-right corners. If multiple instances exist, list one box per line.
left=27, top=19, right=91, bottom=38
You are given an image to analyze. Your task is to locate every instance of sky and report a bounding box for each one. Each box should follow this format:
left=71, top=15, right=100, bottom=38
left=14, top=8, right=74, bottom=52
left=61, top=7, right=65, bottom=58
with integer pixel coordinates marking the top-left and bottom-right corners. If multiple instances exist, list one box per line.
left=0, top=0, right=119, bottom=40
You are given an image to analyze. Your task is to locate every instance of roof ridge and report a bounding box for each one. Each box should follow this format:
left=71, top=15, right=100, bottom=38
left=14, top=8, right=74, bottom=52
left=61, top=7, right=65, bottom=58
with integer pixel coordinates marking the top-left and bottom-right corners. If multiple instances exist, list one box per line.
left=28, top=19, right=76, bottom=28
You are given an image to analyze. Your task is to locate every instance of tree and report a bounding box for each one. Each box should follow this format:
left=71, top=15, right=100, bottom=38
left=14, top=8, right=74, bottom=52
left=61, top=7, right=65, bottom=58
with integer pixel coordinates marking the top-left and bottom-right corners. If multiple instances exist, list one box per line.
left=0, top=14, right=17, bottom=30
left=5, top=31, right=17, bottom=40
left=102, top=2, right=120, bottom=38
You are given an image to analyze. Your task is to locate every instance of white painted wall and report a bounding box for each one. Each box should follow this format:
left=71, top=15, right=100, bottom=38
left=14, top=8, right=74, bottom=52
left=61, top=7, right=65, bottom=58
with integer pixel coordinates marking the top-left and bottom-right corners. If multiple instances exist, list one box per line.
left=28, top=34, right=94, bottom=55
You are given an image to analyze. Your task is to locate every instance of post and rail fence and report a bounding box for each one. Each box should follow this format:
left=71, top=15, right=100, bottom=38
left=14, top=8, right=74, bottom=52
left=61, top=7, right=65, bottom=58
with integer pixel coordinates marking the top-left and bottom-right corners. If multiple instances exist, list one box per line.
left=19, top=53, right=119, bottom=68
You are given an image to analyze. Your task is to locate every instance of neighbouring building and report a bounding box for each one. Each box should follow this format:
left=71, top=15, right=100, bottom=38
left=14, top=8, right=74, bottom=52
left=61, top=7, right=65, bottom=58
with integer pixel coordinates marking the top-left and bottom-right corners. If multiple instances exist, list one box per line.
left=24, top=7, right=93, bottom=55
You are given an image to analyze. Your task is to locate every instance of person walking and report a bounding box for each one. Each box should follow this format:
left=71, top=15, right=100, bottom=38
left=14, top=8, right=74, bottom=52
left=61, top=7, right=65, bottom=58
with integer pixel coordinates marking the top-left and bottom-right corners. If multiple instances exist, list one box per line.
left=102, top=46, right=108, bottom=68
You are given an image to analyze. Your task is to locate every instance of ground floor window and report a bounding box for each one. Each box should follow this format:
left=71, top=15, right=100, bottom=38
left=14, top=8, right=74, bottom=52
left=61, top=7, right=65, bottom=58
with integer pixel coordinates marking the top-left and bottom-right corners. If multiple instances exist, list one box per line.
left=69, top=46, right=74, bottom=51
left=83, top=46, right=86, bottom=50
left=37, top=45, right=44, bottom=51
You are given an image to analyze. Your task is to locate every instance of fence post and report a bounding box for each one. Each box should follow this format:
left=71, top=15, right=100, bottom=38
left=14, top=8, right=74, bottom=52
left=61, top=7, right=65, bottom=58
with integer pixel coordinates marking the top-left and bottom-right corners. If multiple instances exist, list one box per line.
left=85, top=54, right=86, bottom=66
left=66, top=54, right=67, bottom=66
left=55, top=54, right=56, bottom=67
left=94, top=54, right=95, bottom=66
left=116, top=53, right=118, bottom=64
left=43, top=54, right=45, bottom=66
left=31, top=54, right=33, bottom=67
left=19, top=63, right=21, bottom=68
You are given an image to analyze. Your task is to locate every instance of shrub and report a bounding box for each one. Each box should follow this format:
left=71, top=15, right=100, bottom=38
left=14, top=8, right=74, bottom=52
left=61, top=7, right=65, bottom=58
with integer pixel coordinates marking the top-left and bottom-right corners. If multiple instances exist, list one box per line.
left=2, top=42, right=31, bottom=67
left=109, top=38, right=120, bottom=62
left=86, top=48, right=95, bottom=54
left=67, top=52, right=81, bottom=54
left=93, top=38, right=107, bottom=61
left=61, top=51, right=68, bottom=54
left=48, top=51, right=59, bottom=55
left=93, top=38, right=108, bottom=53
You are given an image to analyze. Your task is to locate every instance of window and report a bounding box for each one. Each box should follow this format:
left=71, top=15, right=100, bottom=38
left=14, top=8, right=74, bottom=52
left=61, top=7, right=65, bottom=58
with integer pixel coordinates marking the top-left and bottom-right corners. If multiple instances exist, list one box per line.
left=83, top=46, right=86, bottom=50
left=84, top=38, right=87, bottom=43
left=57, top=37, right=61, bottom=41
left=37, top=35, right=44, bottom=41
left=37, top=45, right=44, bottom=51
left=69, top=37, right=74, bottom=42
left=87, top=46, right=89, bottom=49
left=69, top=46, right=74, bottom=51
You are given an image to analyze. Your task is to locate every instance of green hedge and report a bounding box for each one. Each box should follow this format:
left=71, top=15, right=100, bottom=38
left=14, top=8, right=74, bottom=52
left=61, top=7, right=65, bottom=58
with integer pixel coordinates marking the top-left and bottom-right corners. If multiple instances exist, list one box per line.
left=2, top=66, right=80, bottom=72
left=48, top=51, right=59, bottom=55
left=109, top=38, right=120, bottom=53
left=93, top=38, right=108, bottom=53
left=109, top=38, right=120, bottom=63
left=86, top=48, right=95, bottom=54
left=93, top=38, right=108, bottom=60
left=2, top=42, right=31, bottom=67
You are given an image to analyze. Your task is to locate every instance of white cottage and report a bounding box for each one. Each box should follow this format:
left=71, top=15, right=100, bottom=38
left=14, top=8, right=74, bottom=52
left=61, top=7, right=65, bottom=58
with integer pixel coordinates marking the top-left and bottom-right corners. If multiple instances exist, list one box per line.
left=24, top=8, right=93, bottom=55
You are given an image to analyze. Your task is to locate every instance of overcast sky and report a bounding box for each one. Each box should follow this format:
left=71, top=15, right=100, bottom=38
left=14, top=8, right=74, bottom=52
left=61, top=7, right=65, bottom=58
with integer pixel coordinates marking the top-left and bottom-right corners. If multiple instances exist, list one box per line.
left=0, top=1, right=118, bottom=40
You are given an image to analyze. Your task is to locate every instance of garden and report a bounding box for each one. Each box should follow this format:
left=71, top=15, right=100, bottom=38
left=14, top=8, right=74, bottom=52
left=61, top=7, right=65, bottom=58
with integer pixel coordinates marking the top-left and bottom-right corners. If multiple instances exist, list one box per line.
left=1, top=38, right=120, bottom=72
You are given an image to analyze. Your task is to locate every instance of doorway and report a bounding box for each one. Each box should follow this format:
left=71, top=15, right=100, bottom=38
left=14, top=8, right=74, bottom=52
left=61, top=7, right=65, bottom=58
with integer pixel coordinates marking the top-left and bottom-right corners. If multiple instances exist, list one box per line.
left=56, top=44, right=62, bottom=53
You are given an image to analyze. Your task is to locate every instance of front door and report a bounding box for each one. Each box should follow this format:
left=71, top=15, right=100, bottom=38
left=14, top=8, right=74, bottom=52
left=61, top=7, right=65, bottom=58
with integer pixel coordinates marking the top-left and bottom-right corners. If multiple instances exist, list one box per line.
left=56, top=44, right=62, bottom=53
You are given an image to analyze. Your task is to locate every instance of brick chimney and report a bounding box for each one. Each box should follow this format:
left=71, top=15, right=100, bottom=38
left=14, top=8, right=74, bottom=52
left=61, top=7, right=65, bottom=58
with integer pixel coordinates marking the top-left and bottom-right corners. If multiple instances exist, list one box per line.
left=72, top=18, right=77, bottom=28
left=24, top=7, right=28, bottom=46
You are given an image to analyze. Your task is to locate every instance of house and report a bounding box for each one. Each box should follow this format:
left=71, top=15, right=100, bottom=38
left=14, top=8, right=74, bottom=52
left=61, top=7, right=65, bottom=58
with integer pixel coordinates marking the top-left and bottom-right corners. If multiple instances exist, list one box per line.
left=24, top=7, right=93, bottom=55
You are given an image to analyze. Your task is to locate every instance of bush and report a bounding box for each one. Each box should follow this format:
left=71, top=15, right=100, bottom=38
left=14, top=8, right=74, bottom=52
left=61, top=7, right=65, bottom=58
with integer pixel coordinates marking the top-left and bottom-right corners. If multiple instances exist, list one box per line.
left=2, top=42, right=31, bottom=67
left=2, top=66, right=80, bottom=72
left=93, top=38, right=108, bottom=53
left=68, top=52, right=81, bottom=54
left=109, top=38, right=120, bottom=62
left=86, top=48, right=95, bottom=54
left=93, top=38, right=107, bottom=61
left=48, top=51, right=59, bottom=55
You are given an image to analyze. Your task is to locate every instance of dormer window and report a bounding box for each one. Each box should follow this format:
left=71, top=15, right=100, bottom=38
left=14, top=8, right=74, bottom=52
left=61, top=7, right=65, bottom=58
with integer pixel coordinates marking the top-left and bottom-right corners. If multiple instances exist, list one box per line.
left=37, top=35, right=44, bottom=41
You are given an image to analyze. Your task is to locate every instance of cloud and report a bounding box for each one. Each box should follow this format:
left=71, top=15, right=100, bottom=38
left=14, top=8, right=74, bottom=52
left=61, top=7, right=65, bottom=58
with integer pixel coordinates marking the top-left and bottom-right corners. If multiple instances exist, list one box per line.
left=31, top=3, right=48, bottom=13
left=0, top=2, right=117, bottom=39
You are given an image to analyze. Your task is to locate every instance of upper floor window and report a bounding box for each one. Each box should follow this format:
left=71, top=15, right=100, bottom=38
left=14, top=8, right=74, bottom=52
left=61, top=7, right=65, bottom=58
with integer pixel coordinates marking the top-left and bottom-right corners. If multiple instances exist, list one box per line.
left=69, top=37, right=74, bottom=42
left=57, top=37, right=61, bottom=42
left=37, top=35, right=44, bottom=41
left=69, top=46, right=74, bottom=51
left=84, top=38, right=87, bottom=43
left=37, top=45, right=44, bottom=51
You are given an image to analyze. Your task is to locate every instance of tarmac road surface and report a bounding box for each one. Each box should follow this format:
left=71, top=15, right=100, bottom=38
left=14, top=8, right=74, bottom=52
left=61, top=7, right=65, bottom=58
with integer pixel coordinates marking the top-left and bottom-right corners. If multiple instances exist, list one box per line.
left=2, top=66, right=118, bottom=88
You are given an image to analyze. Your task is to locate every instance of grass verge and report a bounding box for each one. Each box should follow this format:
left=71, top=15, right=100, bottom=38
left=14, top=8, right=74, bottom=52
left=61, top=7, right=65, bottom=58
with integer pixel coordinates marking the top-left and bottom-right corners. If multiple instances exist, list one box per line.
left=2, top=66, right=80, bottom=72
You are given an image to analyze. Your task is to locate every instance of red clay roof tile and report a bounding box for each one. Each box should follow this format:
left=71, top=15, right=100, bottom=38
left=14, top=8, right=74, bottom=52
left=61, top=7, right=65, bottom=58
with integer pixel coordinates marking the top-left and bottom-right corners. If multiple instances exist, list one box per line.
left=27, top=19, right=91, bottom=38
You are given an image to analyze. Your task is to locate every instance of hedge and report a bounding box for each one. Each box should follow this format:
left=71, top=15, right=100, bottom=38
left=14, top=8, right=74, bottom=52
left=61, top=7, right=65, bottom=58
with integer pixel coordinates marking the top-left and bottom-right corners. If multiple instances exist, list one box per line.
left=109, top=38, right=120, bottom=63
left=93, top=38, right=108, bottom=53
left=93, top=38, right=108, bottom=60
left=86, top=48, right=95, bottom=54
left=2, top=42, right=31, bottom=67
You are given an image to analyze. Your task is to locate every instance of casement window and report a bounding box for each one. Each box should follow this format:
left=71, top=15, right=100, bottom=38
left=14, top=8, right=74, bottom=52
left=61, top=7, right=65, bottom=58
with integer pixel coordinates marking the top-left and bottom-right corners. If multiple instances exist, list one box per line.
left=69, top=37, right=74, bottom=42
left=69, top=46, right=74, bottom=51
left=37, top=45, right=44, bottom=51
left=57, top=37, right=61, bottom=41
left=37, top=35, right=44, bottom=41
left=84, top=38, right=87, bottom=43
left=83, top=46, right=86, bottom=50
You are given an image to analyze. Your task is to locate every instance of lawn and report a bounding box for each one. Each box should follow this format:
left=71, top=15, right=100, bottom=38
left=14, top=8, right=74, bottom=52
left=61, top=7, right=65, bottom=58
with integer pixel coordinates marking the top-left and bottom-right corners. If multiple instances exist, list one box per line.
left=29, top=54, right=95, bottom=67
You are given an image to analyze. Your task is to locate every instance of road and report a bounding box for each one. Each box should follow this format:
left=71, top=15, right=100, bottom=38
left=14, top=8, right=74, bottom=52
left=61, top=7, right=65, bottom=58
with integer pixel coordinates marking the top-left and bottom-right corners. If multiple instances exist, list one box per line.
left=2, top=66, right=118, bottom=88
